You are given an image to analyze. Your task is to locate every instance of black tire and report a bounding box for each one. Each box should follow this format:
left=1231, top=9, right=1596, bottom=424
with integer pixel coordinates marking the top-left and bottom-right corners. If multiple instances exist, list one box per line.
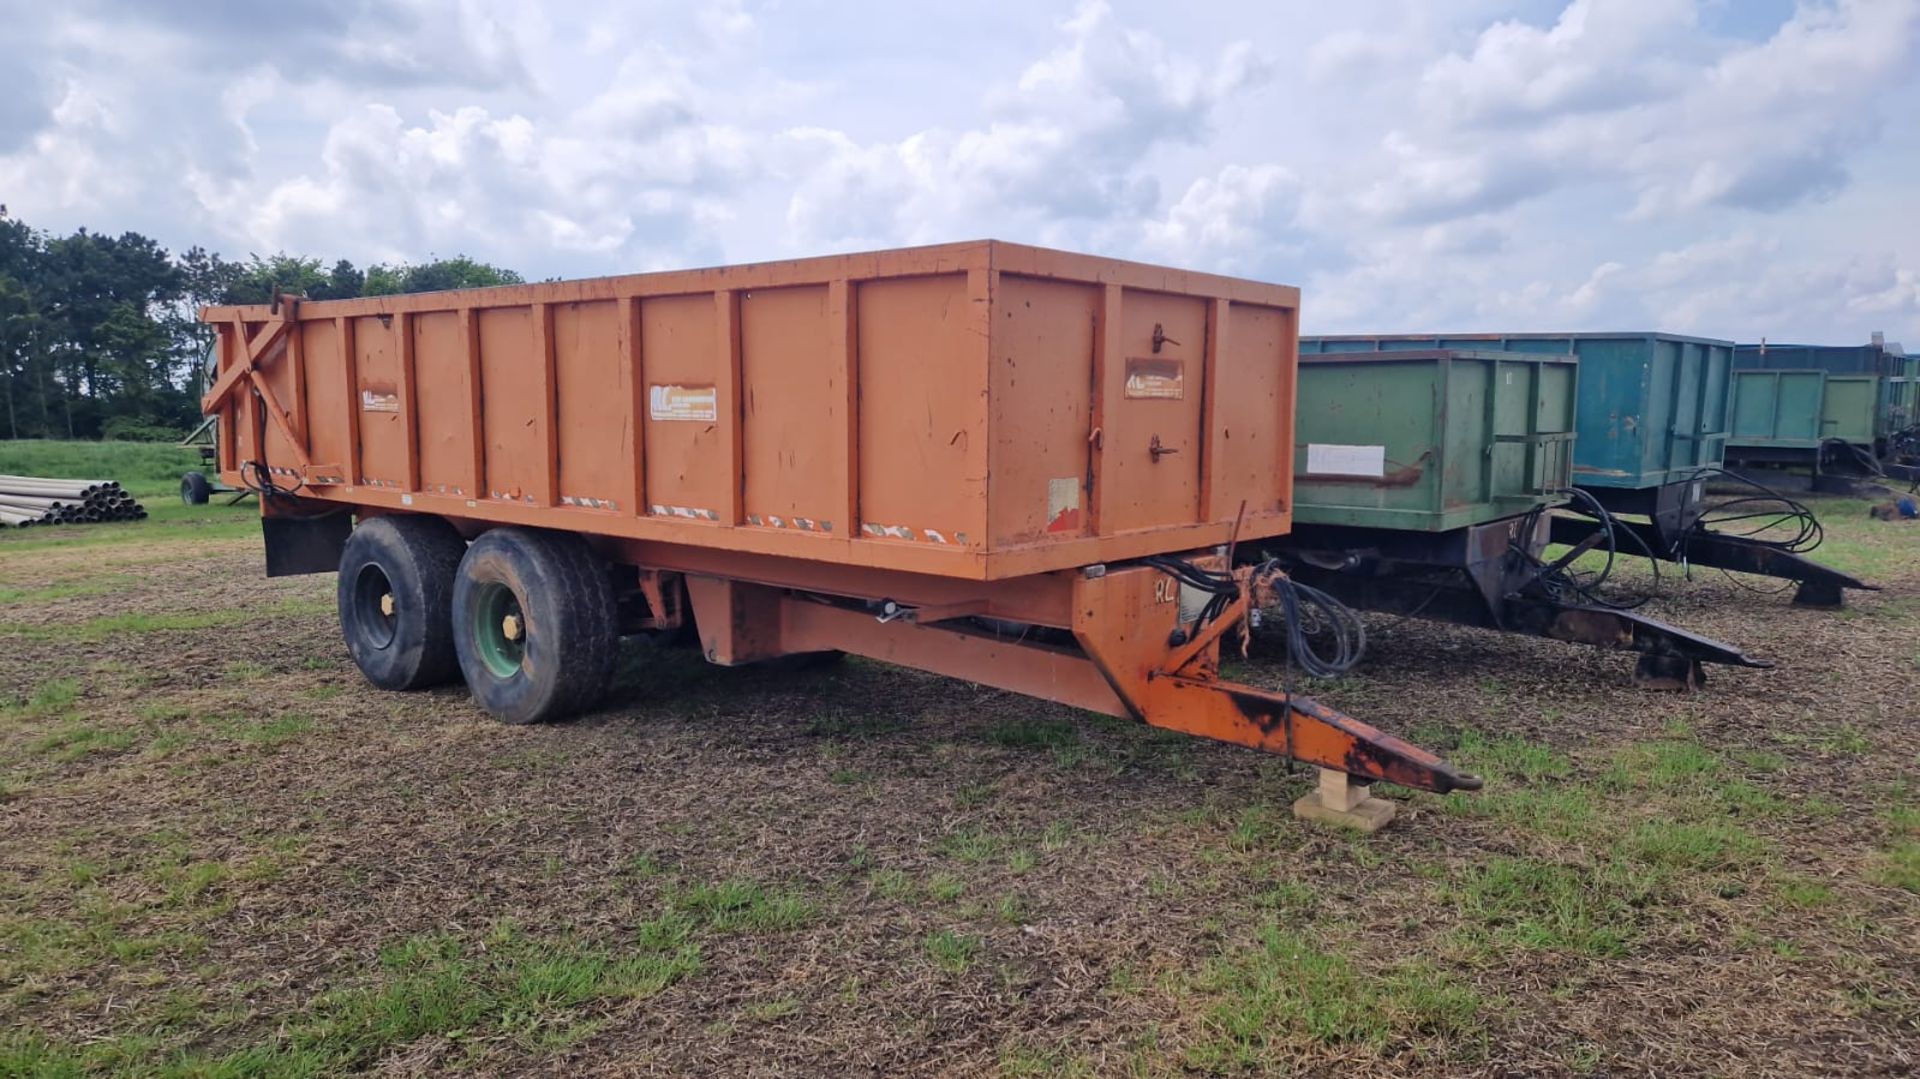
left=180, top=471, right=211, bottom=505
left=452, top=528, right=618, bottom=725
left=336, top=515, right=467, bottom=690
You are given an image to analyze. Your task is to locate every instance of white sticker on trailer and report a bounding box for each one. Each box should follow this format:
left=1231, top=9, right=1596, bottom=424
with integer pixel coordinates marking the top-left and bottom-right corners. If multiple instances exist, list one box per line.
left=649, top=384, right=718, bottom=422
left=1306, top=443, right=1386, bottom=477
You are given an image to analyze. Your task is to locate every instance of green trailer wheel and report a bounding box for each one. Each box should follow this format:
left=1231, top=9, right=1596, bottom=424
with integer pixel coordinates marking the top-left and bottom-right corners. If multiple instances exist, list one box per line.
left=451, top=527, right=618, bottom=725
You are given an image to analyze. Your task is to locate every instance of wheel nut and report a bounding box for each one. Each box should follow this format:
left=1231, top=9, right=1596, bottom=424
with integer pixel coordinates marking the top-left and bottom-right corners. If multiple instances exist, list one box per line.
left=502, top=614, right=523, bottom=641
left=380, top=593, right=396, bottom=617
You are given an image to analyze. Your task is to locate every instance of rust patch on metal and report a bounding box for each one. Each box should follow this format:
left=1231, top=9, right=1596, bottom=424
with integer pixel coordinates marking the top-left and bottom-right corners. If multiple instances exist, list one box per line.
left=1545, top=608, right=1635, bottom=648
left=1219, top=685, right=1483, bottom=795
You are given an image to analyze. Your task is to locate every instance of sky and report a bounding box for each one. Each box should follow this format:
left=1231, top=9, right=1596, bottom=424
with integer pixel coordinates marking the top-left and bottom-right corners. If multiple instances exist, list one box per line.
left=2, top=0, right=1917, bottom=346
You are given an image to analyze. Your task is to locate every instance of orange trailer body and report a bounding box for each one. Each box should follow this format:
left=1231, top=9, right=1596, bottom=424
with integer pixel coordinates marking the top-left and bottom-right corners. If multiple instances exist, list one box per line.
left=202, top=240, right=1296, bottom=579
left=201, top=240, right=1477, bottom=821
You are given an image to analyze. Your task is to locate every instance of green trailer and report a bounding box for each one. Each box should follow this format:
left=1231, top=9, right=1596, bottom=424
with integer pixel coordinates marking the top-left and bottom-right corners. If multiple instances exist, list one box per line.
left=1264, top=349, right=1764, bottom=688
left=1299, top=334, right=1874, bottom=609
left=1728, top=369, right=1827, bottom=451
left=1731, top=341, right=1919, bottom=480
left=1822, top=374, right=1882, bottom=449
left=1293, top=349, right=1577, bottom=531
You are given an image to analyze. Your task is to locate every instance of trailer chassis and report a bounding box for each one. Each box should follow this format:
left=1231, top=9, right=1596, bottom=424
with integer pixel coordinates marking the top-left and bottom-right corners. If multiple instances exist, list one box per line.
left=1263, top=515, right=1768, bottom=691
left=1551, top=481, right=1874, bottom=609
left=262, top=502, right=1481, bottom=831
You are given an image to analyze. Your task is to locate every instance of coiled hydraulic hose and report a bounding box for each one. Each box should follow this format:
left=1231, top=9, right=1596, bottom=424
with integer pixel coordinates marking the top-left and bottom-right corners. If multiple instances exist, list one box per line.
left=1685, top=466, right=1823, bottom=555
left=1144, top=554, right=1367, bottom=678
left=1515, top=487, right=1661, bottom=610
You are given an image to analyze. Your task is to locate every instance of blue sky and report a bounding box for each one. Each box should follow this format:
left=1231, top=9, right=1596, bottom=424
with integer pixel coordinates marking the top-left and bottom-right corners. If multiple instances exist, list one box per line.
left=2, top=0, right=1916, bottom=346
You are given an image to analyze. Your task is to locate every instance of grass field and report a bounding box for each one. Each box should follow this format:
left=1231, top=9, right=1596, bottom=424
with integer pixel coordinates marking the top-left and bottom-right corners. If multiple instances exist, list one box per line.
left=0, top=443, right=1915, bottom=1075
left=0, top=440, right=207, bottom=498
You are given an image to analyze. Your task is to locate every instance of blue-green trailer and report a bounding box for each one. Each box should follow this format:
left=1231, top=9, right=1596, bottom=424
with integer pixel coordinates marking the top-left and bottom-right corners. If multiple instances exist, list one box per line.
left=1301, top=333, right=1872, bottom=609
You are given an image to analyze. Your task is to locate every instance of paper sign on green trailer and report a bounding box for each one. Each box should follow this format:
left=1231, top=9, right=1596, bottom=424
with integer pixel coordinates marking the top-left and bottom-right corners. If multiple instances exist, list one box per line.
left=1301, top=333, right=1733, bottom=490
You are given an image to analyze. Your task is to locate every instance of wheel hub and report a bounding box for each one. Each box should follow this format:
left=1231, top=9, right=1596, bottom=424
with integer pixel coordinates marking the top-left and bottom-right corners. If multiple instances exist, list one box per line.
left=380, top=593, right=396, bottom=617
left=471, top=580, right=527, bottom=679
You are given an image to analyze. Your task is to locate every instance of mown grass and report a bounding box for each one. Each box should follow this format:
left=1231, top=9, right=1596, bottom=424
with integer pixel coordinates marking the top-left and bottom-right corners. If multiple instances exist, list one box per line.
left=0, top=496, right=259, bottom=554
left=0, top=443, right=258, bottom=553
left=4, top=867, right=818, bottom=1073
left=1183, top=925, right=1486, bottom=1072
left=0, top=439, right=205, bottom=497
left=0, top=598, right=328, bottom=643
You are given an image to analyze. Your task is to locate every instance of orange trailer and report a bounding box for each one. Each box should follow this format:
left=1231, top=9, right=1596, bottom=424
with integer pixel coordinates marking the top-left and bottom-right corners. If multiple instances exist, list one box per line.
left=200, top=240, right=1477, bottom=829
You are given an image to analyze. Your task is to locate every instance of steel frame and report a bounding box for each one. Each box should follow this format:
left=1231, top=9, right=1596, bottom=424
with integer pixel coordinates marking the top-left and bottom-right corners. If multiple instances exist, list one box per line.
left=1555, top=481, right=1874, bottom=609
left=1264, top=515, right=1769, bottom=690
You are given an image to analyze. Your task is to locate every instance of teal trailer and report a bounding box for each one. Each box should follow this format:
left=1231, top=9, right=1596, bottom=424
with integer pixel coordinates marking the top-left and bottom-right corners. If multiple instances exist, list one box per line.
left=1303, top=333, right=1731, bottom=489
left=1730, top=341, right=1919, bottom=483
left=1301, top=333, right=1873, bottom=609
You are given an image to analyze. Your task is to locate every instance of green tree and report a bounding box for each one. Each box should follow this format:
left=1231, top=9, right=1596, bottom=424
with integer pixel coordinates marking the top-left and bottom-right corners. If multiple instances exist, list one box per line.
left=0, top=207, right=530, bottom=442
left=364, top=256, right=524, bottom=295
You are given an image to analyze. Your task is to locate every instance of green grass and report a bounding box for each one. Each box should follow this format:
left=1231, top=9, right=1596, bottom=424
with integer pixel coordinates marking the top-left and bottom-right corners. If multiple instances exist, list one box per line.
left=0, top=575, right=139, bottom=605
left=1184, top=926, right=1485, bottom=1071
left=6, top=918, right=712, bottom=1073
left=1445, top=856, right=1657, bottom=958
left=4, top=677, right=80, bottom=719
left=667, top=878, right=816, bottom=934
left=0, top=439, right=205, bottom=497
left=998, top=1039, right=1100, bottom=1077
left=927, top=873, right=966, bottom=902
left=938, top=826, right=1006, bottom=864
left=1619, top=819, right=1767, bottom=871
left=923, top=929, right=981, bottom=973
left=867, top=868, right=914, bottom=901
left=0, top=493, right=258, bottom=554
left=224, top=714, right=316, bottom=747
left=1603, top=736, right=1722, bottom=792
left=32, top=725, right=136, bottom=762
left=986, top=717, right=1081, bottom=750
left=1773, top=875, right=1836, bottom=909
left=0, top=598, right=327, bottom=642
left=1878, top=841, right=1920, bottom=893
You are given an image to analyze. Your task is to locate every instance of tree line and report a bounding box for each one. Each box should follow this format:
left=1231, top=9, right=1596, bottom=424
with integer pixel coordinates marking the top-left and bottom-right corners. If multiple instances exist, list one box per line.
left=0, top=207, right=523, bottom=441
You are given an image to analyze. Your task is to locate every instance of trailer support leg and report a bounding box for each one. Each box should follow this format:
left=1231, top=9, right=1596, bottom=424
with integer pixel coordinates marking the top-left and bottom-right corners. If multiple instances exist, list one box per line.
left=1791, top=578, right=1844, bottom=609
left=1293, top=768, right=1397, bottom=833
left=1633, top=652, right=1704, bottom=692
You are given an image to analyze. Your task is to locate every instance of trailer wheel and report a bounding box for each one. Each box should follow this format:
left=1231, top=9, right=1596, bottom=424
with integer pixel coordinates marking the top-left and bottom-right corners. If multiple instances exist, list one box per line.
left=452, top=528, right=618, bottom=724
left=337, top=515, right=467, bottom=690
left=180, top=471, right=211, bottom=505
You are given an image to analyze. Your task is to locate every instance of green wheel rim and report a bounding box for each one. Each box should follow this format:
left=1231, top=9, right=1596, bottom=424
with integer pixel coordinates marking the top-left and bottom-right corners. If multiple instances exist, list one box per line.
left=353, top=564, right=397, bottom=649
left=472, top=581, right=526, bottom=679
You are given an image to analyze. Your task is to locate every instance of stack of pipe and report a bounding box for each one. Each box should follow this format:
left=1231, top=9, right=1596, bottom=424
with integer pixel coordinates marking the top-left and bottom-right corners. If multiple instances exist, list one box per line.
left=0, top=475, right=148, bottom=528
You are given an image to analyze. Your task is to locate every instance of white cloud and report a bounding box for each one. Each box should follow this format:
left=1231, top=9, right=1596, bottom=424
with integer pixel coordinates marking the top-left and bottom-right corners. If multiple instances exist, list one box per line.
left=0, top=0, right=1917, bottom=346
left=783, top=0, right=1269, bottom=248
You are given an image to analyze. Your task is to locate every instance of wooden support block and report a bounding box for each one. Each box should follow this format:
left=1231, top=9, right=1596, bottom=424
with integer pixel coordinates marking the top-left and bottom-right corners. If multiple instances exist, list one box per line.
left=1292, top=768, right=1398, bottom=833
